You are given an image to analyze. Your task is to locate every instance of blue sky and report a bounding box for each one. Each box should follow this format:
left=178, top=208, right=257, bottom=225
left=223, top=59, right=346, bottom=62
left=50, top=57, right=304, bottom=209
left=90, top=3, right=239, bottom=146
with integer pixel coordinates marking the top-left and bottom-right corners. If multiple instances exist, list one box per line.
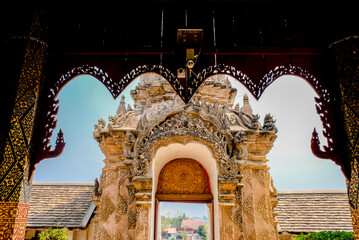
left=160, top=202, right=208, bottom=219
left=33, top=74, right=347, bottom=190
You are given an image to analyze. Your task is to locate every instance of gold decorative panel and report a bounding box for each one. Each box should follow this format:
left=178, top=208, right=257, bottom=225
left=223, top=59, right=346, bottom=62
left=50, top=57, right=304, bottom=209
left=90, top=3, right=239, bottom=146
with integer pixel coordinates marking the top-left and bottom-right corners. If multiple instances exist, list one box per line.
left=0, top=202, right=29, bottom=240
left=157, top=158, right=211, bottom=195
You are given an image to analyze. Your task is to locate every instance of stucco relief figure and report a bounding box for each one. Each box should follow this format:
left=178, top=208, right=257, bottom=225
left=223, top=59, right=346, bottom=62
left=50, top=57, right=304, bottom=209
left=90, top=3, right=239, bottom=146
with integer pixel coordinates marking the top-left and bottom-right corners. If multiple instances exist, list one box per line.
left=93, top=73, right=278, bottom=240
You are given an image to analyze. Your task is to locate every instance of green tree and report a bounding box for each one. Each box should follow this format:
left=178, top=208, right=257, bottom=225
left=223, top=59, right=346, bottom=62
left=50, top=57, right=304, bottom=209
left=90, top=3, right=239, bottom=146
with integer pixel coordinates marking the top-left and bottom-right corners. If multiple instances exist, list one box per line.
left=198, top=225, right=208, bottom=239
left=294, top=231, right=354, bottom=240
left=161, top=208, right=172, bottom=233
left=38, top=228, right=69, bottom=240
left=170, top=210, right=190, bottom=228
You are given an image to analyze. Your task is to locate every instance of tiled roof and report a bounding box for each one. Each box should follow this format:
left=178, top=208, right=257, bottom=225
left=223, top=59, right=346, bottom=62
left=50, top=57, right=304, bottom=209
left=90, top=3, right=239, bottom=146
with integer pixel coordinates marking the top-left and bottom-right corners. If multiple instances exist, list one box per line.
left=275, top=190, right=353, bottom=233
left=27, top=184, right=353, bottom=233
left=27, top=183, right=95, bottom=229
left=181, top=220, right=206, bottom=230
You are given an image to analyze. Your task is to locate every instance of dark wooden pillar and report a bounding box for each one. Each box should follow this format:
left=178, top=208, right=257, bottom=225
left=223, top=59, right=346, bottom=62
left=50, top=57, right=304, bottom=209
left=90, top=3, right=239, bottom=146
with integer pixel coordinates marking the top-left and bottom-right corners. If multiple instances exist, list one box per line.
left=0, top=10, right=47, bottom=239
left=331, top=36, right=359, bottom=239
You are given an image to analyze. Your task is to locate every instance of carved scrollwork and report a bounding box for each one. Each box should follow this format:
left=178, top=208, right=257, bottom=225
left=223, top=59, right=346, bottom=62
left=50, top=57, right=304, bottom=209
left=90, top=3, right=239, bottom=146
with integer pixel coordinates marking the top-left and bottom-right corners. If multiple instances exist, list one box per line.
left=243, top=194, right=255, bottom=223
left=133, top=110, right=229, bottom=176
left=256, top=194, right=270, bottom=223
left=126, top=184, right=136, bottom=205
left=311, top=96, right=345, bottom=176
left=127, top=209, right=137, bottom=230
left=258, top=64, right=330, bottom=102
left=253, top=169, right=269, bottom=188
left=157, top=159, right=211, bottom=194
left=219, top=156, right=238, bottom=180
left=195, top=64, right=257, bottom=98
left=116, top=193, right=128, bottom=222
left=100, top=170, right=118, bottom=189
left=100, top=194, right=115, bottom=221
left=98, top=227, right=111, bottom=240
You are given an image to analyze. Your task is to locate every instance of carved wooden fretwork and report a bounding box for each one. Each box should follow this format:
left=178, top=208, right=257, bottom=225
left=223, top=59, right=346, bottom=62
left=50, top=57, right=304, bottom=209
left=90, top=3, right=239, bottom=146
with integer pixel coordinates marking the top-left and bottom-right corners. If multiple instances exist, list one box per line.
left=37, top=62, right=341, bottom=175
left=157, top=158, right=211, bottom=195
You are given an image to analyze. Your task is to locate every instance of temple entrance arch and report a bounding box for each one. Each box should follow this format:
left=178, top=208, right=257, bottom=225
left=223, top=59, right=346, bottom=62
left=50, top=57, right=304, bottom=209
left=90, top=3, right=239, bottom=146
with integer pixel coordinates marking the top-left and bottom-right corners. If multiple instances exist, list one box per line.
left=152, top=143, right=219, bottom=240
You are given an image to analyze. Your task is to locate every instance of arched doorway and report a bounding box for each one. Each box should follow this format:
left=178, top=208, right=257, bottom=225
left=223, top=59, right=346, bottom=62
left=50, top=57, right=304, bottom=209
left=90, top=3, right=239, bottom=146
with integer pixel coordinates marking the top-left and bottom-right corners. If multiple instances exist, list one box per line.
left=155, top=158, right=213, bottom=240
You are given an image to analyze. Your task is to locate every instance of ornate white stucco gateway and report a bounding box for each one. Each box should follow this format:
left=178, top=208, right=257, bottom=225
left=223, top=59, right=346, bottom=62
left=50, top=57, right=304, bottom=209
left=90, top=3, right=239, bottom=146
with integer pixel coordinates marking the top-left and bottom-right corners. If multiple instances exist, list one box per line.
left=92, top=74, right=279, bottom=240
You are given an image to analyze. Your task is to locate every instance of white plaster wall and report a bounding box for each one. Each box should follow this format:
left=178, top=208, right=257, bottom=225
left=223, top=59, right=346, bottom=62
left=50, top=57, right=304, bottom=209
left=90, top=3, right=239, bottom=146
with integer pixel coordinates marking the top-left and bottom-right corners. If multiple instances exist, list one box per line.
left=150, top=142, right=220, bottom=240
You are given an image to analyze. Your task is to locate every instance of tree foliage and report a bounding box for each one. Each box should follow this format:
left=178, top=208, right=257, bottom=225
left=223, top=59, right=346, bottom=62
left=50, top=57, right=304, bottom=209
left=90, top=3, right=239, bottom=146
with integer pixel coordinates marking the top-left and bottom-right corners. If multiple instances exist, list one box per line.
left=198, top=225, right=208, bottom=239
left=294, top=231, right=354, bottom=240
left=169, top=210, right=190, bottom=228
left=38, top=228, right=70, bottom=240
left=161, top=208, right=172, bottom=232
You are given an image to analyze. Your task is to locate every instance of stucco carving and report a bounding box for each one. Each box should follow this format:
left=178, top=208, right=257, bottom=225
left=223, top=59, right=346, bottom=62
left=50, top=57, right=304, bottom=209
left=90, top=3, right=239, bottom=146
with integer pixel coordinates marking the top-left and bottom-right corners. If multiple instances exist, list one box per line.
left=93, top=73, right=279, bottom=240
left=243, top=194, right=255, bottom=223
left=98, top=227, right=111, bottom=240
left=219, top=156, right=238, bottom=180
left=242, top=168, right=253, bottom=186
left=133, top=108, right=229, bottom=177
left=127, top=184, right=136, bottom=205
left=116, top=193, right=128, bottom=222
left=100, top=194, right=115, bottom=222
left=100, top=170, right=119, bottom=189
left=157, top=159, right=210, bottom=194
left=118, top=170, right=127, bottom=188
left=253, top=169, right=269, bottom=188
left=127, top=209, right=136, bottom=230
left=256, top=194, right=270, bottom=223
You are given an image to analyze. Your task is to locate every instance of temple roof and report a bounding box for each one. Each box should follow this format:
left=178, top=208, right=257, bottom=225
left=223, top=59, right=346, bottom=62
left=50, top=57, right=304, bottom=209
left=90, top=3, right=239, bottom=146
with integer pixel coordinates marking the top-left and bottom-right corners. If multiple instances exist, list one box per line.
left=27, top=183, right=95, bottom=229
left=181, top=219, right=206, bottom=230
left=26, top=184, right=353, bottom=234
left=275, top=190, right=353, bottom=233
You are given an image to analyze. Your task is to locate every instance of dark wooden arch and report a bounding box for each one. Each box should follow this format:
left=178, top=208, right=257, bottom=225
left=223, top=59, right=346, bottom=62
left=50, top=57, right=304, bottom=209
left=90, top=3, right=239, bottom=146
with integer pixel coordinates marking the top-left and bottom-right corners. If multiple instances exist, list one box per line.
left=30, top=62, right=348, bottom=180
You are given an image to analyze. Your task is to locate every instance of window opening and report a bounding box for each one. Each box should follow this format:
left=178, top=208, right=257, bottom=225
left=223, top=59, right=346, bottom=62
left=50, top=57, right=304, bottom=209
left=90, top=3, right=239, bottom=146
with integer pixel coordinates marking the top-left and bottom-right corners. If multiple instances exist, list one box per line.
left=158, top=202, right=211, bottom=240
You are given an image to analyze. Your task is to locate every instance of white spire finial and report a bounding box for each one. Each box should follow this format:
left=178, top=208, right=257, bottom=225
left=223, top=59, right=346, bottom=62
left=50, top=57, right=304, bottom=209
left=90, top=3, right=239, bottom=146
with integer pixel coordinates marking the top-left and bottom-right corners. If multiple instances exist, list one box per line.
left=116, top=95, right=127, bottom=115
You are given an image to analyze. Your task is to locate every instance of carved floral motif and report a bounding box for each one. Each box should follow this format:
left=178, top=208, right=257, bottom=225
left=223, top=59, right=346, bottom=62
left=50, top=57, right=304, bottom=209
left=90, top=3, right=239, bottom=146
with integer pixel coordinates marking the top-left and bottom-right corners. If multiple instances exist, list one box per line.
left=157, top=159, right=210, bottom=194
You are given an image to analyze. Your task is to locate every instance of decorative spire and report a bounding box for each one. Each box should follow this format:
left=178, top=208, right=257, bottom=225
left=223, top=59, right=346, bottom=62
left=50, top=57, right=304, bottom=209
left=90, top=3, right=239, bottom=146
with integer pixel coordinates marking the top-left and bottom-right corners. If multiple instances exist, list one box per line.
left=263, top=113, right=278, bottom=133
left=116, top=95, right=127, bottom=115
left=234, top=103, right=240, bottom=112
left=242, top=93, right=253, bottom=115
